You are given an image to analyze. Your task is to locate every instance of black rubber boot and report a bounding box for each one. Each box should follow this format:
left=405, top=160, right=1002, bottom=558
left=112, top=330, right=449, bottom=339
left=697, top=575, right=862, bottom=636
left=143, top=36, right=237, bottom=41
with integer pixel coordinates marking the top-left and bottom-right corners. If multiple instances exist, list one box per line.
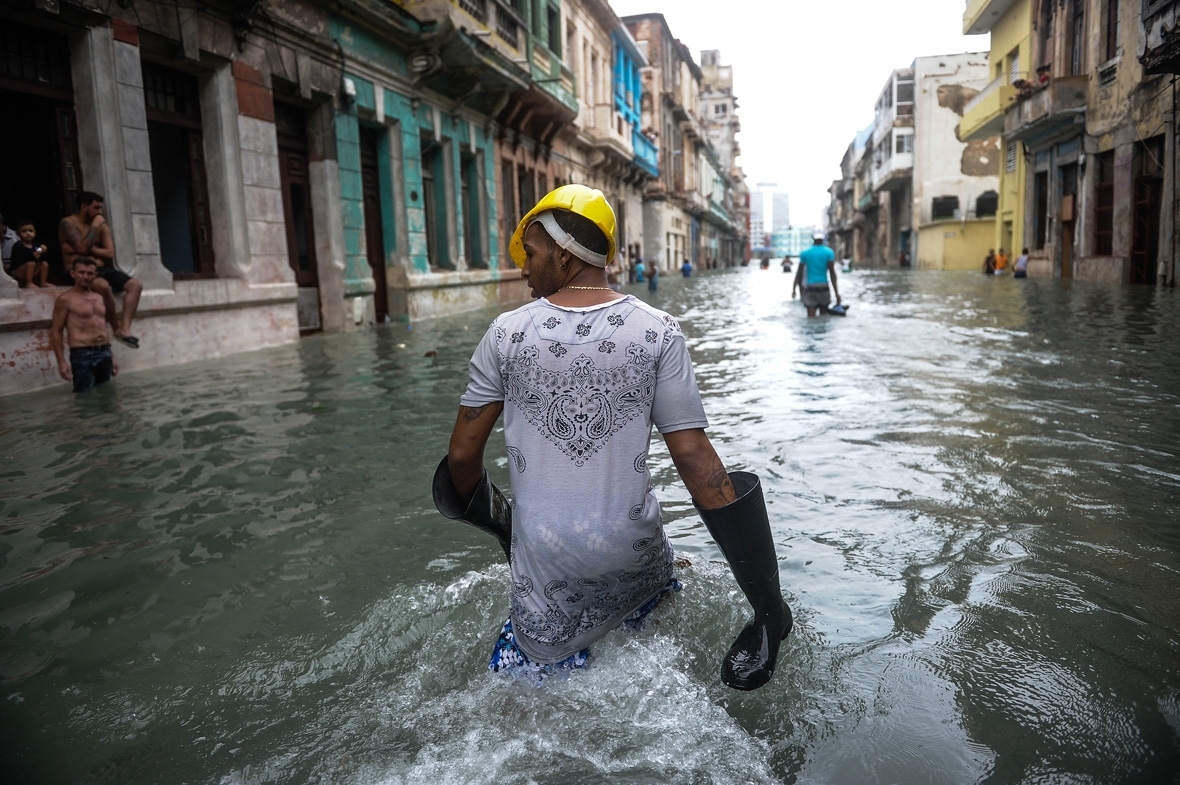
left=694, top=471, right=792, bottom=691
left=432, top=456, right=512, bottom=561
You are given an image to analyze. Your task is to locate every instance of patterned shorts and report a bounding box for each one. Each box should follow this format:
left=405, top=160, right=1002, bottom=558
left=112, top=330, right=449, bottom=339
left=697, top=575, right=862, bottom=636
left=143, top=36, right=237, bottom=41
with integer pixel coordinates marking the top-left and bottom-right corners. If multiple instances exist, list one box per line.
left=489, top=577, right=682, bottom=683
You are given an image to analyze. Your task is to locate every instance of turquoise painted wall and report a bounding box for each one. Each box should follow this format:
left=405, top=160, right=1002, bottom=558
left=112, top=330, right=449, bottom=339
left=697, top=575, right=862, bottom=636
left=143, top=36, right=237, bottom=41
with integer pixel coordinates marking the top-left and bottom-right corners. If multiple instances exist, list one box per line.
left=336, top=71, right=500, bottom=278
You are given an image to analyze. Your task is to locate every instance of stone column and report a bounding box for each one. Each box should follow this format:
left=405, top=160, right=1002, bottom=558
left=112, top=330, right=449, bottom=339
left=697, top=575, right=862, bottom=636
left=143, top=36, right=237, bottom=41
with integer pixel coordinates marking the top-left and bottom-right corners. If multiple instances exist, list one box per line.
left=442, top=137, right=461, bottom=270
left=310, top=103, right=347, bottom=332
left=202, top=63, right=251, bottom=279
left=232, top=61, right=290, bottom=287
left=72, top=21, right=172, bottom=290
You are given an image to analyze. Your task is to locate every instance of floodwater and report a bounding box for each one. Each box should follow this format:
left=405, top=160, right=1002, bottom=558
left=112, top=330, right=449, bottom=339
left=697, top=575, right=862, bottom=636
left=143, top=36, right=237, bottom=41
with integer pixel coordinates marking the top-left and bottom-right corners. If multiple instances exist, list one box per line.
left=2, top=267, right=1179, bottom=785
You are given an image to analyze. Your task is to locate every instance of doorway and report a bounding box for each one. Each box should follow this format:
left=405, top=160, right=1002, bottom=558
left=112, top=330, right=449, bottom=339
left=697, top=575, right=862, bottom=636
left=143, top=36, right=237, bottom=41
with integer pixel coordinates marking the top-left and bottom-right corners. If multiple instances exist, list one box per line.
left=275, top=102, right=320, bottom=332
left=1130, top=138, right=1163, bottom=286
left=360, top=127, right=388, bottom=322
left=1059, top=162, right=1078, bottom=279
left=421, top=139, right=445, bottom=270
left=0, top=22, right=82, bottom=285
left=142, top=61, right=214, bottom=277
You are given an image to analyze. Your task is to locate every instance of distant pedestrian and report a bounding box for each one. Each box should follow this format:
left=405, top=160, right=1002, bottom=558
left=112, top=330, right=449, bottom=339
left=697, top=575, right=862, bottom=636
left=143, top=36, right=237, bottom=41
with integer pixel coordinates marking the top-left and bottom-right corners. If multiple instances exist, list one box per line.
left=791, top=232, right=841, bottom=317
left=607, top=255, right=623, bottom=292
left=1013, top=248, right=1029, bottom=278
left=647, top=262, right=659, bottom=291
left=983, top=249, right=996, bottom=275
left=49, top=256, right=118, bottom=393
left=634, top=258, right=646, bottom=283
left=681, top=260, right=692, bottom=277
left=995, top=248, right=1009, bottom=274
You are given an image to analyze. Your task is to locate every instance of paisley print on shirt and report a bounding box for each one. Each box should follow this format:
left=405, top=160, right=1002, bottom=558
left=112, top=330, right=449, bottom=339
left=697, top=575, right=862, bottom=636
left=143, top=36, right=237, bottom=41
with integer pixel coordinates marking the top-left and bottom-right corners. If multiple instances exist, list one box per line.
left=504, top=343, right=657, bottom=466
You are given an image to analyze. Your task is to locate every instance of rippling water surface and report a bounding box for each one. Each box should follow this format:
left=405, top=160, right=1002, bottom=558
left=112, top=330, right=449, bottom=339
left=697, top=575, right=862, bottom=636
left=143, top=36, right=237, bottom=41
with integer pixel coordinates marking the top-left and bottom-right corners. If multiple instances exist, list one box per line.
left=2, top=268, right=1179, bottom=784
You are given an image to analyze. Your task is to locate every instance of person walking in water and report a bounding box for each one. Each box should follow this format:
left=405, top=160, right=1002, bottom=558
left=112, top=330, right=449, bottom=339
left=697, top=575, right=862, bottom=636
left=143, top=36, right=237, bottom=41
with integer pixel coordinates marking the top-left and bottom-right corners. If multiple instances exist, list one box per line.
left=1013, top=248, right=1030, bottom=278
left=50, top=257, right=119, bottom=393
left=432, top=184, right=791, bottom=690
left=792, top=231, right=841, bottom=317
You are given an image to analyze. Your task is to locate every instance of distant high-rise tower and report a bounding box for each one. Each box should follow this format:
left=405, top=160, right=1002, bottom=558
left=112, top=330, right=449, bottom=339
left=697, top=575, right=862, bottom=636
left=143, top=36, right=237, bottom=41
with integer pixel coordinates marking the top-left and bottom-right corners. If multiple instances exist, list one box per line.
left=749, top=190, right=767, bottom=247
left=772, top=192, right=791, bottom=231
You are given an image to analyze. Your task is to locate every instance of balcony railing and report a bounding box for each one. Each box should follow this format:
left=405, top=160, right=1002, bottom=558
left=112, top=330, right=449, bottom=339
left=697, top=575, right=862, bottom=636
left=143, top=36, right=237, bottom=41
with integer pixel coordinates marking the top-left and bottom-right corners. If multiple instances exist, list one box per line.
left=495, top=3, right=519, bottom=48
left=960, top=73, right=1024, bottom=140
left=964, top=0, right=1020, bottom=35
left=1004, top=74, right=1088, bottom=142
left=632, top=129, right=658, bottom=176
left=459, top=0, right=488, bottom=23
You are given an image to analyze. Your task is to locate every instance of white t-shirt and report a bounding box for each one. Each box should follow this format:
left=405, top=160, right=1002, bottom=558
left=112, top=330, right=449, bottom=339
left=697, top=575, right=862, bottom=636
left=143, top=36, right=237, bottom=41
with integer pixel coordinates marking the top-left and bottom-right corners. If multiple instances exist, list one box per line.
left=461, top=295, right=709, bottom=662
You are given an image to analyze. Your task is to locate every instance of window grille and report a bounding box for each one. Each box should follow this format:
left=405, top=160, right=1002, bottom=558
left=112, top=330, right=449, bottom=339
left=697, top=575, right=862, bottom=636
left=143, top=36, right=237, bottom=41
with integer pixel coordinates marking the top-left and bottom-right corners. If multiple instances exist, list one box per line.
left=1094, top=151, right=1115, bottom=254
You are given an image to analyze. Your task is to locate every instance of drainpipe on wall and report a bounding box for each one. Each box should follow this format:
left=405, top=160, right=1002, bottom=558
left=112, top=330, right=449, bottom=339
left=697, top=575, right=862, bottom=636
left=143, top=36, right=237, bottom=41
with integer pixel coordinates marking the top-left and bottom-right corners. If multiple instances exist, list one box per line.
left=1171, top=75, right=1178, bottom=287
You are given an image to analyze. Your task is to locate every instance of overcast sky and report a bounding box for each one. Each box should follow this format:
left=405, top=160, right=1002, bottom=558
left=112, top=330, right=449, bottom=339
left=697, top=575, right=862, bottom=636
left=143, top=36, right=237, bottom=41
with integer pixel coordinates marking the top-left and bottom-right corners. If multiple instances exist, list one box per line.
left=607, top=0, right=989, bottom=227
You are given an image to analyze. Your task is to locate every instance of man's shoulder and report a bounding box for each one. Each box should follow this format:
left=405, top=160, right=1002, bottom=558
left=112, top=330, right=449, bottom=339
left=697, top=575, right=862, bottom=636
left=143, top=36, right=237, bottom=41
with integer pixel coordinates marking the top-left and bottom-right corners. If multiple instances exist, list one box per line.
left=626, top=298, right=685, bottom=336
left=54, top=288, right=85, bottom=309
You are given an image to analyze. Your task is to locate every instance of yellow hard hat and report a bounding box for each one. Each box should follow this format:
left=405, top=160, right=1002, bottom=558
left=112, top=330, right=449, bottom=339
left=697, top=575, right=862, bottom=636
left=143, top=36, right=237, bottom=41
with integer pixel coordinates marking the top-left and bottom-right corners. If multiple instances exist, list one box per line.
left=509, top=184, right=617, bottom=269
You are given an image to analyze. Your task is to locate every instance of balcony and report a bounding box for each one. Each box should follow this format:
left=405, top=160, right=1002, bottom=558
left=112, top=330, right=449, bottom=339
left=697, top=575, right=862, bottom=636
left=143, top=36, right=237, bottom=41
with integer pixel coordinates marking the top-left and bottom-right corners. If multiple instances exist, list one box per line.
left=1004, top=74, right=1088, bottom=146
left=583, top=104, right=632, bottom=158
left=959, top=74, right=1022, bottom=141
left=458, top=0, right=487, bottom=22
left=872, top=152, right=913, bottom=193
left=632, top=129, right=658, bottom=177
left=494, top=3, right=520, bottom=48
left=963, top=0, right=1020, bottom=35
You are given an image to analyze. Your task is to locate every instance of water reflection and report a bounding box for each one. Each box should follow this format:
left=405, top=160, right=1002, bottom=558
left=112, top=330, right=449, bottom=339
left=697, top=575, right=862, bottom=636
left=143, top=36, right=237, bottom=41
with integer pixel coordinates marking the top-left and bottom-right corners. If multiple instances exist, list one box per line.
left=1, top=269, right=1178, bottom=783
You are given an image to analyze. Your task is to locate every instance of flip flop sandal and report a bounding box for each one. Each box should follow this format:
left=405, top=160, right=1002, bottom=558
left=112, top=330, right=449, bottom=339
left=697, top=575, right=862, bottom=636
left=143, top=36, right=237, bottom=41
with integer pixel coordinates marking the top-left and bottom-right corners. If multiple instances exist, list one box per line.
left=113, top=333, right=140, bottom=348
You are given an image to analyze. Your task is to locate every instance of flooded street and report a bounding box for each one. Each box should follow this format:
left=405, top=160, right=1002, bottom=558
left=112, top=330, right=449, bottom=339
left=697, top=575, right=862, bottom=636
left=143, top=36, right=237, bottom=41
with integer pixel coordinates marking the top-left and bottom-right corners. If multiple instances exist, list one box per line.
left=2, top=267, right=1179, bottom=784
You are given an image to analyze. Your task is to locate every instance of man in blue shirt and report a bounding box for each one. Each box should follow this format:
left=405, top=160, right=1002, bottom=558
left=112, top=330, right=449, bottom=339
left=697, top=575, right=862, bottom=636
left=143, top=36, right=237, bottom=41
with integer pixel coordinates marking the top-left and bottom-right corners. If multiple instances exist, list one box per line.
left=791, top=232, right=841, bottom=317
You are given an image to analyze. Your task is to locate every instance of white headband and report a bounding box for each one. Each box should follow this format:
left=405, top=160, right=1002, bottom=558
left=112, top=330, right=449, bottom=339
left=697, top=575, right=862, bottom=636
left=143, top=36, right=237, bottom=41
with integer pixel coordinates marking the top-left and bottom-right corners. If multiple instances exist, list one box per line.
left=530, top=210, right=609, bottom=267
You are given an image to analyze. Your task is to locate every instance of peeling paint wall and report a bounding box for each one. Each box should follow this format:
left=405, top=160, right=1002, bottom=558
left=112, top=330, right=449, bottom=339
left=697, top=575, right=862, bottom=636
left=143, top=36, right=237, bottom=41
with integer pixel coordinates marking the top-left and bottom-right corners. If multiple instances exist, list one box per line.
left=911, top=53, right=999, bottom=267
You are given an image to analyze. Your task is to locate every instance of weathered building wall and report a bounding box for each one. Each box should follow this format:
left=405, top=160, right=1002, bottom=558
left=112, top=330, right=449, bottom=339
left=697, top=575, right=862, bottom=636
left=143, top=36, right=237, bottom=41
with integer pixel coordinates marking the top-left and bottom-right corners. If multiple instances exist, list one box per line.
left=989, top=0, right=1032, bottom=259
left=1077, top=0, right=1171, bottom=285
left=1, top=0, right=345, bottom=395
left=917, top=219, right=994, bottom=271
left=912, top=53, right=998, bottom=268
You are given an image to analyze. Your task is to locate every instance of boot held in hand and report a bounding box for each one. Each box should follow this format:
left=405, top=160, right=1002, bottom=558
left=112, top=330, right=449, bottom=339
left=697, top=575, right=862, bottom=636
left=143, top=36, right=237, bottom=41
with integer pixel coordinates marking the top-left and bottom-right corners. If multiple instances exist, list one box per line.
left=432, top=456, right=512, bottom=561
left=694, top=471, right=792, bottom=690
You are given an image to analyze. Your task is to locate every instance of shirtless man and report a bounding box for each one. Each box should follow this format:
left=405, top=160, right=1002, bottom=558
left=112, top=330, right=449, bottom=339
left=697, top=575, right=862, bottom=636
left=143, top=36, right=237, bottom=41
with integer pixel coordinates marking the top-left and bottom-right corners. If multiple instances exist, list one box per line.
left=59, top=192, right=142, bottom=348
left=50, top=257, right=119, bottom=393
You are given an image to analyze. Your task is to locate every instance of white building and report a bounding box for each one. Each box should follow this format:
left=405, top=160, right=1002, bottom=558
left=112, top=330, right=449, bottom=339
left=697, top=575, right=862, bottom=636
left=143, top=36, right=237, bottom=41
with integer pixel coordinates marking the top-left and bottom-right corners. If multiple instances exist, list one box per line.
left=863, top=54, right=999, bottom=268
left=911, top=53, right=999, bottom=270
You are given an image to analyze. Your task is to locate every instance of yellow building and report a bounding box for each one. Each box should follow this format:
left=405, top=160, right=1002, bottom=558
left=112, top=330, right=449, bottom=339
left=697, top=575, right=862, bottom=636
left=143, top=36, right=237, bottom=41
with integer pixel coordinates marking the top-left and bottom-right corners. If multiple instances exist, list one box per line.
left=959, top=0, right=1032, bottom=265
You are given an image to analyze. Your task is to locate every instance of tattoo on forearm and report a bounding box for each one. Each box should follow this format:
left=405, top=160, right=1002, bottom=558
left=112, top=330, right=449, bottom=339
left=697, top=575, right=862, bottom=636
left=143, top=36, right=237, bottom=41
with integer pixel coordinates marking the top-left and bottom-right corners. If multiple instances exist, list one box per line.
left=706, top=460, right=734, bottom=497
left=462, top=404, right=492, bottom=422
left=59, top=219, right=96, bottom=252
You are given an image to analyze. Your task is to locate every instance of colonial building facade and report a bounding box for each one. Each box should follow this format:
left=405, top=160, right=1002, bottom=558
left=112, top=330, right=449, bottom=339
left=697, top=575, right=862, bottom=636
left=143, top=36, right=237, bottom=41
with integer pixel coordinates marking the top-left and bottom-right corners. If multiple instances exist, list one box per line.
left=955, top=0, right=1173, bottom=284
left=1, top=0, right=344, bottom=394
left=623, top=14, right=745, bottom=273
left=1, top=0, right=746, bottom=396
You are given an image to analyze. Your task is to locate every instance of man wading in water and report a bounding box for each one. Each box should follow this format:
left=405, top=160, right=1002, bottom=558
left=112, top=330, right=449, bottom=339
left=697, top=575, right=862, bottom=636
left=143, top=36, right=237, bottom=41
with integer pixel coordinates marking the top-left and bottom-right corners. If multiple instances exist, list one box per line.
left=50, top=257, right=119, bottom=393
left=433, top=184, right=792, bottom=689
